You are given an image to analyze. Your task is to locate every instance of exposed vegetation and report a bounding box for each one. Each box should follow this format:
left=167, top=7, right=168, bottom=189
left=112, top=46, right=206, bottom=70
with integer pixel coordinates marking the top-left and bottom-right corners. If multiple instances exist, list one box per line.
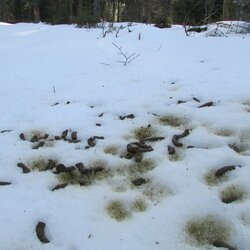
left=220, top=185, right=246, bottom=203
left=128, top=159, right=154, bottom=174
left=104, top=145, right=119, bottom=156
left=186, top=215, right=231, bottom=246
left=204, top=170, right=228, bottom=186
left=133, top=126, right=155, bottom=141
left=159, top=114, right=188, bottom=127
left=106, top=200, right=129, bottom=221
left=131, top=199, right=147, bottom=212
left=214, top=128, right=234, bottom=137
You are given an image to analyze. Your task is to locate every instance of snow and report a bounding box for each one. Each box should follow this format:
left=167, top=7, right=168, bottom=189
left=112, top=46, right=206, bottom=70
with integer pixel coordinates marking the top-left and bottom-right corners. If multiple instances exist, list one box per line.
left=0, top=21, right=250, bottom=250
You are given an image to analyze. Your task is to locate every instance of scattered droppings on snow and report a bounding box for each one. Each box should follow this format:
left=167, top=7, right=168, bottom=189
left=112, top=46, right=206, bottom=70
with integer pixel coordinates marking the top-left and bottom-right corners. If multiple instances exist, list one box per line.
left=1, top=21, right=250, bottom=249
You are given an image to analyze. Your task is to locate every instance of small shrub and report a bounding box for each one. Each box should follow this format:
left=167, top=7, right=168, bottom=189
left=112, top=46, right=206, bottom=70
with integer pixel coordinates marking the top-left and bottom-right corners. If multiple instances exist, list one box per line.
left=186, top=215, right=231, bottom=245
left=106, top=200, right=129, bottom=221
left=159, top=115, right=187, bottom=127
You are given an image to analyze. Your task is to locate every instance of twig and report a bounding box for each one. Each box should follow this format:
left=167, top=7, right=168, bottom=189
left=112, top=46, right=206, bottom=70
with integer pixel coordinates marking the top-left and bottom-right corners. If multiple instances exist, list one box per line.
left=112, top=43, right=140, bottom=66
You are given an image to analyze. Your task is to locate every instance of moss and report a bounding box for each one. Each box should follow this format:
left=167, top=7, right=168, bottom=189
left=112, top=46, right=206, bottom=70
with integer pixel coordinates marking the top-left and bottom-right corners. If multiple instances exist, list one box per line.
left=142, top=183, right=168, bottom=202
left=220, top=185, right=246, bottom=203
left=104, top=145, right=119, bottom=156
left=159, top=115, right=187, bottom=127
left=168, top=151, right=184, bottom=162
left=128, top=159, right=154, bottom=174
left=229, top=143, right=246, bottom=154
left=214, top=128, right=234, bottom=137
left=186, top=215, right=231, bottom=245
left=131, top=199, right=147, bottom=212
left=106, top=200, right=129, bottom=221
left=30, top=158, right=57, bottom=171
left=204, top=170, right=228, bottom=186
left=58, top=160, right=111, bottom=186
left=31, top=159, right=48, bottom=171
left=133, top=126, right=155, bottom=140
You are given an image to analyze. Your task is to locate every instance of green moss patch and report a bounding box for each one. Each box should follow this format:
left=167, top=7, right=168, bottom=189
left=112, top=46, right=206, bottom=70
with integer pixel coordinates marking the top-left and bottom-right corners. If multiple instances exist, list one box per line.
left=131, top=199, right=147, bottom=212
left=220, top=185, right=246, bottom=204
left=133, top=126, right=155, bottom=140
left=186, top=215, right=231, bottom=246
left=104, top=145, right=119, bottom=156
left=106, top=200, right=129, bottom=221
left=214, top=128, right=234, bottom=137
left=204, top=170, right=228, bottom=186
left=159, top=114, right=188, bottom=127
left=128, top=159, right=154, bottom=174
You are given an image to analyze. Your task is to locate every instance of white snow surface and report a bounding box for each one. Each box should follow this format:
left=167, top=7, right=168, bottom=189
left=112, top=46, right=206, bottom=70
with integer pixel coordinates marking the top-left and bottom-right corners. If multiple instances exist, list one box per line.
left=0, top=22, right=250, bottom=250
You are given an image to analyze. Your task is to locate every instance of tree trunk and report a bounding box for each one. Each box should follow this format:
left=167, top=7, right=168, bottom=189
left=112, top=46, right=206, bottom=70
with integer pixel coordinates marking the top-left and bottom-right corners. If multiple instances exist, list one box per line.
left=33, top=0, right=40, bottom=23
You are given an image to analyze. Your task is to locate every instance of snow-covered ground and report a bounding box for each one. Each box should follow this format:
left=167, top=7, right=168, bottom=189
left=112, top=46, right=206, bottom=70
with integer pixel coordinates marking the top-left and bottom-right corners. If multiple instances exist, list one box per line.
left=0, top=21, right=250, bottom=250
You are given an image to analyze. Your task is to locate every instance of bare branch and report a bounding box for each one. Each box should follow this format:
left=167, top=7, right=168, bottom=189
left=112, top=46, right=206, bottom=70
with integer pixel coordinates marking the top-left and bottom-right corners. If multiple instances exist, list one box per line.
left=112, top=43, right=140, bottom=66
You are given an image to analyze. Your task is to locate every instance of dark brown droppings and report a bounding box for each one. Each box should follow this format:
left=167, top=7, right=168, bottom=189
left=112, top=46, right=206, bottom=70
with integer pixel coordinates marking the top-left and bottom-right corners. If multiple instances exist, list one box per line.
left=32, top=141, right=45, bottom=149
left=193, top=97, right=200, bottom=103
left=168, top=145, right=176, bottom=155
left=30, top=135, right=38, bottom=143
left=215, top=165, right=240, bottom=177
left=132, top=178, right=146, bottom=186
left=119, top=114, right=135, bottom=120
left=134, top=151, right=143, bottom=162
left=0, top=129, right=13, bottom=133
left=93, top=136, right=104, bottom=140
left=17, top=162, right=30, bottom=173
left=213, top=241, right=236, bottom=250
left=0, top=181, right=11, bottom=186
left=178, top=129, right=190, bottom=138
left=75, top=162, right=85, bottom=173
left=55, top=164, right=66, bottom=174
left=61, top=129, right=68, bottom=140
left=36, top=222, right=50, bottom=243
left=221, top=195, right=238, bottom=204
left=87, top=137, right=96, bottom=147
left=198, top=101, right=214, bottom=108
left=177, top=100, right=187, bottom=104
left=172, top=129, right=190, bottom=147
left=51, top=183, right=67, bottom=191
left=172, top=135, right=183, bottom=147
left=71, top=131, right=77, bottom=141
left=141, top=137, right=165, bottom=142
left=125, top=152, right=135, bottom=159
left=127, top=144, right=139, bottom=154
left=19, top=133, right=26, bottom=140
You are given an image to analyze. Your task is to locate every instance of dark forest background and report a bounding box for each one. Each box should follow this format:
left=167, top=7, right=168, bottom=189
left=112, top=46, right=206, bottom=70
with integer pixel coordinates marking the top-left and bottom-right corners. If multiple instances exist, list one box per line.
left=0, top=0, right=249, bottom=26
